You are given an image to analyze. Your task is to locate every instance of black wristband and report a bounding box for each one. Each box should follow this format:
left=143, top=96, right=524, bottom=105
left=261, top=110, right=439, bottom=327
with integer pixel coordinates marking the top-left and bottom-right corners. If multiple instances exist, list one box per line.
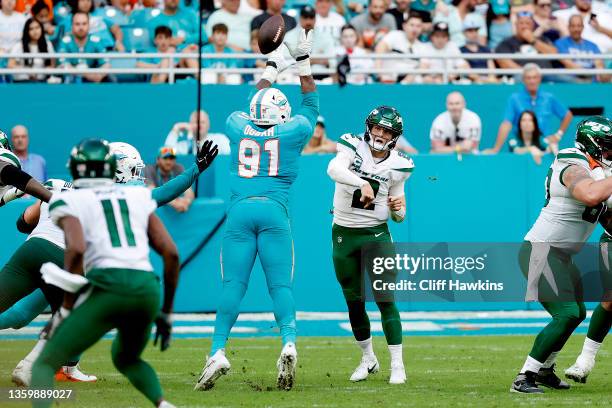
left=0, top=164, right=32, bottom=191
left=16, top=212, right=35, bottom=234
left=295, top=55, right=309, bottom=62
left=266, top=60, right=278, bottom=69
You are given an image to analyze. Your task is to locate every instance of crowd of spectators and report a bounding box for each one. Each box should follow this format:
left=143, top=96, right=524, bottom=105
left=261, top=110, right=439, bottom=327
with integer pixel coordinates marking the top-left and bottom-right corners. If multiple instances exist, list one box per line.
left=0, top=0, right=609, bottom=84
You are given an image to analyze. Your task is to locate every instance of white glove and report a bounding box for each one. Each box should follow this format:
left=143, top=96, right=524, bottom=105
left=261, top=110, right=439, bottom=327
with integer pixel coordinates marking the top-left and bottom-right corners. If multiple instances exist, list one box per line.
left=261, top=44, right=292, bottom=84
left=285, top=28, right=313, bottom=76
left=0, top=186, right=25, bottom=207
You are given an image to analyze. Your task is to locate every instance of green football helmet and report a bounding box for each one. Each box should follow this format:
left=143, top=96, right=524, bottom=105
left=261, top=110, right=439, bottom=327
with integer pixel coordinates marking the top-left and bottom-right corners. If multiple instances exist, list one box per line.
left=575, top=116, right=612, bottom=166
left=364, top=106, right=404, bottom=151
left=0, top=129, right=11, bottom=151
left=69, top=139, right=117, bottom=182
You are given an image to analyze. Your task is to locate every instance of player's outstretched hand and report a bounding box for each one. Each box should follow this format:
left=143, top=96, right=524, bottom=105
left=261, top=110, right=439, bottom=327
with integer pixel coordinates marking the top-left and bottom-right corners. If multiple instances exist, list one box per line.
left=285, top=28, right=313, bottom=60
left=154, top=312, right=172, bottom=351
left=261, top=45, right=293, bottom=84
left=196, top=140, right=219, bottom=173
left=360, top=183, right=375, bottom=208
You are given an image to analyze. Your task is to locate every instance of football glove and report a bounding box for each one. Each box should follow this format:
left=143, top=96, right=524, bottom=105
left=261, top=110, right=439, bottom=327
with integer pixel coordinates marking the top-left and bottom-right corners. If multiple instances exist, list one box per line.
left=154, top=312, right=172, bottom=352
left=261, top=44, right=292, bottom=84
left=0, top=186, right=25, bottom=207
left=196, top=140, right=219, bottom=173
left=285, top=28, right=313, bottom=76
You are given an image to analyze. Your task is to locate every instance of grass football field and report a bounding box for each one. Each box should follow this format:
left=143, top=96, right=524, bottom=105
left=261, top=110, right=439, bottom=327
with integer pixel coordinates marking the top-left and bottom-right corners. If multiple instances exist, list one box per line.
left=0, top=335, right=610, bottom=407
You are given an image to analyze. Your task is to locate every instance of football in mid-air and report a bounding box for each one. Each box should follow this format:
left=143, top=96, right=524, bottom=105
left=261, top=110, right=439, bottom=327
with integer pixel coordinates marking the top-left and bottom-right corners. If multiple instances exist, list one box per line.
left=258, top=15, right=286, bottom=54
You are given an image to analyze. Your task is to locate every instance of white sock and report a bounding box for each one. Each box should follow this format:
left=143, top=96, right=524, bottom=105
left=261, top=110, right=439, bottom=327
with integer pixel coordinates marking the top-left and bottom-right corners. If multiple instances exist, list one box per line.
left=580, top=337, right=602, bottom=360
left=356, top=337, right=374, bottom=357
left=24, top=339, right=46, bottom=363
left=520, top=356, right=544, bottom=374
left=542, top=351, right=559, bottom=369
left=388, top=344, right=403, bottom=366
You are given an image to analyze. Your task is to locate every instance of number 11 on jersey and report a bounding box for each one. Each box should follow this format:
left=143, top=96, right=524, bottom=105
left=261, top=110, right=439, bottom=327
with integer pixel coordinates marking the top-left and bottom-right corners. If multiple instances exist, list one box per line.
left=238, top=138, right=279, bottom=178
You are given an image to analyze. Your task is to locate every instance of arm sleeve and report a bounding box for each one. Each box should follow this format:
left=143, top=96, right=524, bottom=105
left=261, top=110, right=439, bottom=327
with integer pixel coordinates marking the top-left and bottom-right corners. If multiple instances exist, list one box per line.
left=297, top=91, right=320, bottom=130
left=389, top=179, right=406, bottom=197
left=327, top=151, right=366, bottom=188
left=151, top=163, right=199, bottom=207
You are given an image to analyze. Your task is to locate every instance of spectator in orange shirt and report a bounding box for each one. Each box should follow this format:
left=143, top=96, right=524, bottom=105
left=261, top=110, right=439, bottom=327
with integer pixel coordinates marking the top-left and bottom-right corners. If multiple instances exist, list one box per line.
left=15, top=0, right=52, bottom=18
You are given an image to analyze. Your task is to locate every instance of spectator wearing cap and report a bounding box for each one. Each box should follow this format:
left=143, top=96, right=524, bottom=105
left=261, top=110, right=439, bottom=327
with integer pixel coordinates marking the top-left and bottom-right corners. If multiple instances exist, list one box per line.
left=250, top=0, right=297, bottom=32
left=487, top=0, right=512, bottom=50
left=282, top=6, right=336, bottom=82
left=335, top=24, right=373, bottom=85
left=386, top=0, right=411, bottom=29
left=349, top=0, right=397, bottom=50
left=315, top=0, right=346, bottom=47
left=495, top=11, right=557, bottom=70
left=554, top=0, right=612, bottom=53
left=533, top=0, right=567, bottom=44
left=432, top=0, right=487, bottom=47
left=205, top=0, right=253, bottom=51
left=460, top=18, right=498, bottom=83
left=165, top=109, right=230, bottom=155
left=303, top=116, right=337, bottom=154
left=430, top=91, right=481, bottom=154
left=145, top=146, right=194, bottom=213
left=555, top=14, right=609, bottom=83
left=419, top=22, right=469, bottom=83
left=484, top=63, right=573, bottom=154
left=375, top=12, right=427, bottom=84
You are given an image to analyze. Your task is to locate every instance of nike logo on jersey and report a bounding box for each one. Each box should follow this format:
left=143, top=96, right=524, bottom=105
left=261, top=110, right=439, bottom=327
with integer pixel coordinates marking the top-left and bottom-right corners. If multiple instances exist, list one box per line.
left=374, top=232, right=385, bottom=237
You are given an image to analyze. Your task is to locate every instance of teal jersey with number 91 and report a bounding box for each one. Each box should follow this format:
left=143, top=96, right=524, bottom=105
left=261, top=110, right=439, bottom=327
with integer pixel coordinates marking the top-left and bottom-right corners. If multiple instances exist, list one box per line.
left=225, top=91, right=319, bottom=210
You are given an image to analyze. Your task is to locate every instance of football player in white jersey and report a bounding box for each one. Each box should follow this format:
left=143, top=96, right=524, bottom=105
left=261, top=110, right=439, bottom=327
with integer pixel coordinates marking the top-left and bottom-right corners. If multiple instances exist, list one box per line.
left=511, top=116, right=612, bottom=394
left=30, top=139, right=179, bottom=408
left=327, top=106, right=414, bottom=384
left=0, top=129, right=52, bottom=206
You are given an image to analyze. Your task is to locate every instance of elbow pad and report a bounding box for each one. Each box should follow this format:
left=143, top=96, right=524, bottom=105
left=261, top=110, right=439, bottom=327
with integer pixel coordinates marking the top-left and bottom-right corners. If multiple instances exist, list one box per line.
left=16, top=213, right=36, bottom=234
left=0, top=165, right=33, bottom=192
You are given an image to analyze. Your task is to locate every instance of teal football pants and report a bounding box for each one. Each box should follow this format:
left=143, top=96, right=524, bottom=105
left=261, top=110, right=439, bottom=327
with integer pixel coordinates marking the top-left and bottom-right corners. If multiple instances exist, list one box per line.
left=211, top=198, right=296, bottom=354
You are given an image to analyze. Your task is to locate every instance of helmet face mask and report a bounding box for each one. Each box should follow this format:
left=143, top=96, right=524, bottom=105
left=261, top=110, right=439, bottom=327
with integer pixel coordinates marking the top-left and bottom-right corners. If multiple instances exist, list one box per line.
left=69, top=139, right=117, bottom=186
left=0, top=130, right=11, bottom=151
left=364, top=106, right=403, bottom=152
left=575, top=116, right=612, bottom=167
left=249, top=88, right=292, bottom=126
left=110, top=142, right=145, bottom=184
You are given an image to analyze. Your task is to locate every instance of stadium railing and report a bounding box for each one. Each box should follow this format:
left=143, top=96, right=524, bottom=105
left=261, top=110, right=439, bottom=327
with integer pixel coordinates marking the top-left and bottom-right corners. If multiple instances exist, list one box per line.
left=0, top=53, right=610, bottom=84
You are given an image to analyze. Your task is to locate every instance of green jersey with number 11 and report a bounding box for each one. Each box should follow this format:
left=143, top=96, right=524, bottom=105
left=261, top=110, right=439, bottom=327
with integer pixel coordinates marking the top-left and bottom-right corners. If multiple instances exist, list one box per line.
left=333, top=134, right=414, bottom=228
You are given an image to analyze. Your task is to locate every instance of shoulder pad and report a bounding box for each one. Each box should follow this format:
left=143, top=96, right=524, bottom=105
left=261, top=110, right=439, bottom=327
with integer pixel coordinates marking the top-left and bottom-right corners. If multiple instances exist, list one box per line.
left=556, top=148, right=592, bottom=168
left=337, top=133, right=362, bottom=152
left=0, top=149, right=21, bottom=169
left=391, top=150, right=415, bottom=173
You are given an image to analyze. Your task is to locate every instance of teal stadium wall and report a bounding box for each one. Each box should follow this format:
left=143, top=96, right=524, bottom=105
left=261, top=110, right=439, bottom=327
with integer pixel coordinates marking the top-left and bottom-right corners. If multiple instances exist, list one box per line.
left=0, top=84, right=610, bottom=312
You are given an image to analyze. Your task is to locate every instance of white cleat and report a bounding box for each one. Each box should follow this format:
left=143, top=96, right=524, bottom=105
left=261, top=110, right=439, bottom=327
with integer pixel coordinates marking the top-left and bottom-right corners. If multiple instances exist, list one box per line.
left=55, top=365, right=98, bottom=382
left=389, top=363, right=406, bottom=385
left=12, top=359, right=33, bottom=387
left=194, top=350, right=231, bottom=391
left=277, top=342, right=297, bottom=391
left=158, top=400, right=176, bottom=408
left=350, top=355, right=379, bottom=382
left=565, top=356, right=595, bottom=384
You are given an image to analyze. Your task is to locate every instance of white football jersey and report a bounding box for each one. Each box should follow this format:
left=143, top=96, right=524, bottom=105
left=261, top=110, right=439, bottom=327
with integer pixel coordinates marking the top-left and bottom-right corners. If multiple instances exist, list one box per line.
left=0, top=147, right=21, bottom=196
left=525, top=148, right=606, bottom=252
left=49, top=184, right=157, bottom=273
left=332, top=134, right=414, bottom=228
left=28, top=180, right=74, bottom=249
left=429, top=109, right=482, bottom=147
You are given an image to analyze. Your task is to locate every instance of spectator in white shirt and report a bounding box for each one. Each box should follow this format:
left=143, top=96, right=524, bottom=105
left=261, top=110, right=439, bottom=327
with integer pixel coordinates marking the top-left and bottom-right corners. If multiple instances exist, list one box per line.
left=165, top=110, right=230, bottom=155
left=206, top=0, right=253, bottom=50
left=335, top=24, right=373, bottom=85
left=375, top=12, right=427, bottom=83
left=420, top=22, right=469, bottom=83
left=315, top=0, right=346, bottom=46
left=430, top=91, right=481, bottom=153
left=554, top=0, right=612, bottom=52
left=0, top=0, right=26, bottom=56
left=8, top=18, right=55, bottom=82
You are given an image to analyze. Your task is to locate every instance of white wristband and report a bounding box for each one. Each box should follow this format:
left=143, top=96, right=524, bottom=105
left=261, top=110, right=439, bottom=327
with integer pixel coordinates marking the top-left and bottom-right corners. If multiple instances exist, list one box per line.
left=261, top=65, right=278, bottom=83
left=296, top=58, right=311, bottom=76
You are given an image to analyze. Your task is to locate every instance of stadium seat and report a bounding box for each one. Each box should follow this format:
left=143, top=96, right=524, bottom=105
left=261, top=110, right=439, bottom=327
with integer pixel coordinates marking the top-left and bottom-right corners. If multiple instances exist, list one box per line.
left=101, top=7, right=132, bottom=27
left=110, top=57, right=144, bottom=83
left=53, top=2, right=70, bottom=25
left=130, top=8, right=162, bottom=28
left=124, top=26, right=151, bottom=53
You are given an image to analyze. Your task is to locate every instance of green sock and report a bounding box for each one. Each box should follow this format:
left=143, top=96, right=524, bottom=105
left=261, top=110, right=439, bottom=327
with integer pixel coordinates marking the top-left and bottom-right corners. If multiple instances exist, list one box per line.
left=587, top=304, right=612, bottom=343
left=377, top=302, right=402, bottom=345
left=346, top=301, right=371, bottom=341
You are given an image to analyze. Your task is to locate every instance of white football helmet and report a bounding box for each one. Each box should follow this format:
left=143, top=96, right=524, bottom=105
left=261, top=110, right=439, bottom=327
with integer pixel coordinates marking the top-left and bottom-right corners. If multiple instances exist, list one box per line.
left=109, top=142, right=145, bottom=184
left=249, top=88, right=292, bottom=126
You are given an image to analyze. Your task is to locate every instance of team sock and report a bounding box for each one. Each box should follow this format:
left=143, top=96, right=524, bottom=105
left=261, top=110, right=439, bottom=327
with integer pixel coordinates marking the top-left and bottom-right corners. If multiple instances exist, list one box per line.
left=388, top=344, right=403, bottom=366
left=24, top=339, right=46, bottom=364
left=586, top=304, right=612, bottom=344
left=356, top=337, right=374, bottom=358
left=520, top=355, right=544, bottom=374
left=579, top=337, right=602, bottom=361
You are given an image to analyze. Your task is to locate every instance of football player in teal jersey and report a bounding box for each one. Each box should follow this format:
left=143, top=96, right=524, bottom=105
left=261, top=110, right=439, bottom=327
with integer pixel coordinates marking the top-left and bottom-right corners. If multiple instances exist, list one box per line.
left=194, top=28, right=318, bottom=392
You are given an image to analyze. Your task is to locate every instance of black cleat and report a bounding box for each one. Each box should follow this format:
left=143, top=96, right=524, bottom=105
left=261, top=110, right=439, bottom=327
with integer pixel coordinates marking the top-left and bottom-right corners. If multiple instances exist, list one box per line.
left=510, top=371, right=544, bottom=394
left=536, top=364, right=570, bottom=389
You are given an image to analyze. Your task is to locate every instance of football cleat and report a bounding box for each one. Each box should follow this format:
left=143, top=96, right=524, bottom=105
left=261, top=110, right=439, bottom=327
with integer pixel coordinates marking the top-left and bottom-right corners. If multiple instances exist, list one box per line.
left=55, top=365, right=97, bottom=382
left=536, top=364, right=570, bottom=389
left=389, top=362, right=406, bottom=385
left=158, top=400, right=176, bottom=408
left=510, top=371, right=544, bottom=394
left=277, top=342, right=297, bottom=391
left=565, top=356, right=595, bottom=383
left=350, top=355, right=379, bottom=382
left=12, top=359, right=33, bottom=387
left=194, top=350, right=231, bottom=391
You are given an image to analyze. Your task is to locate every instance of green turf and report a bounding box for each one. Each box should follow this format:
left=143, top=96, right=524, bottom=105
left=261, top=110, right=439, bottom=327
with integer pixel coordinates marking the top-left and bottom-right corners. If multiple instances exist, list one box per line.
left=0, top=336, right=610, bottom=407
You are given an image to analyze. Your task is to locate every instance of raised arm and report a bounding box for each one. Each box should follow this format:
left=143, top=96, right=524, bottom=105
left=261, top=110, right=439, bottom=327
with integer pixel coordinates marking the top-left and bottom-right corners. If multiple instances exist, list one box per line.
left=0, top=161, right=52, bottom=203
